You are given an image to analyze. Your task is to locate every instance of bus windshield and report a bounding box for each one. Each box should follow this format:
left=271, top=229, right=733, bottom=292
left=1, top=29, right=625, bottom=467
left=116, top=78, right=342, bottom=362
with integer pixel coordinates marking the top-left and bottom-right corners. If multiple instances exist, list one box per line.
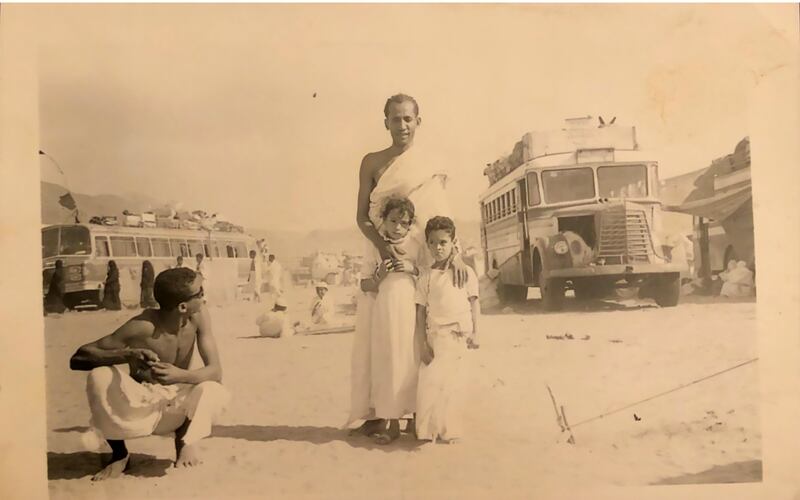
left=541, top=168, right=595, bottom=204
left=42, top=227, right=59, bottom=258
left=42, top=226, right=92, bottom=257
left=598, top=165, right=648, bottom=198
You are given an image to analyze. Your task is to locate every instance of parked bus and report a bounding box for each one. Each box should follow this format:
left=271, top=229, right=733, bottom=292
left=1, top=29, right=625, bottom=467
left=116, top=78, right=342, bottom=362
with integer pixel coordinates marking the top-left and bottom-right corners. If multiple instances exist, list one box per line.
left=480, top=119, right=687, bottom=310
left=41, top=223, right=257, bottom=309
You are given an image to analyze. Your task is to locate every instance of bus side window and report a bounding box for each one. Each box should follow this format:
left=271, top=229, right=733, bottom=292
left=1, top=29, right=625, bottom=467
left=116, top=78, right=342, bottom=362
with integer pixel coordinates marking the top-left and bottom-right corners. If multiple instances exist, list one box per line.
left=526, top=172, right=541, bottom=206
left=234, top=242, right=248, bottom=259
left=226, top=244, right=236, bottom=258
left=110, top=236, right=137, bottom=257
left=95, top=236, right=110, bottom=257
left=136, top=237, right=152, bottom=257
left=187, top=240, right=204, bottom=259
left=151, top=238, right=171, bottom=257
left=213, top=241, right=226, bottom=258
left=170, top=239, right=184, bottom=258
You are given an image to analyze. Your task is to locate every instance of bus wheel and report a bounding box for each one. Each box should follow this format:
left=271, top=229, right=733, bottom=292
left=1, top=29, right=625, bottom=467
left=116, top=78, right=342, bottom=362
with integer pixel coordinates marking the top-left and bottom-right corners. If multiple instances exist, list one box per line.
left=653, top=273, right=681, bottom=307
left=541, top=278, right=565, bottom=311
left=497, top=282, right=528, bottom=304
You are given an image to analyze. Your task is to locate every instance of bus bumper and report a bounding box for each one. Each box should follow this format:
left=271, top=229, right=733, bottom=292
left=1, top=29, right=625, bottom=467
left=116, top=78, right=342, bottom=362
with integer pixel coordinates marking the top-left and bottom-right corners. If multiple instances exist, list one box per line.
left=64, top=282, right=103, bottom=294
left=547, top=263, right=687, bottom=279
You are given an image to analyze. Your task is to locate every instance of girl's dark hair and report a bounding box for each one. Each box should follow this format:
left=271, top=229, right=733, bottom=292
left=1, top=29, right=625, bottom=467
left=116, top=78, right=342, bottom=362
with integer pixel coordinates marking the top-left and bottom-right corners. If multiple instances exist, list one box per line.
left=425, top=216, right=456, bottom=240
left=381, top=197, right=415, bottom=221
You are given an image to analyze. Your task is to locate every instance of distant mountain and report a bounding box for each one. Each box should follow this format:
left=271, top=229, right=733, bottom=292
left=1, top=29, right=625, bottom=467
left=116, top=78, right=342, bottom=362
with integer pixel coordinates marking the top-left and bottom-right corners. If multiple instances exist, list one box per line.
left=41, top=181, right=162, bottom=225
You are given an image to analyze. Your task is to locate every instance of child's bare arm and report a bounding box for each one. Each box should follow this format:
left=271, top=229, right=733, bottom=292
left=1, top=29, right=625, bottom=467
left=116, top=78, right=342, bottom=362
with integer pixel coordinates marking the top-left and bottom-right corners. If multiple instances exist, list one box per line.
left=360, top=260, right=391, bottom=292
left=467, top=296, right=480, bottom=349
left=415, top=304, right=434, bottom=365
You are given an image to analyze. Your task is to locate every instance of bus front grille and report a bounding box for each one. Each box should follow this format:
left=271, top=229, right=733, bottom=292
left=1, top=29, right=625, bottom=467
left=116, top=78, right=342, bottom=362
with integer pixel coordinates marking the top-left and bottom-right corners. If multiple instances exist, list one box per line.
left=597, top=205, right=653, bottom=264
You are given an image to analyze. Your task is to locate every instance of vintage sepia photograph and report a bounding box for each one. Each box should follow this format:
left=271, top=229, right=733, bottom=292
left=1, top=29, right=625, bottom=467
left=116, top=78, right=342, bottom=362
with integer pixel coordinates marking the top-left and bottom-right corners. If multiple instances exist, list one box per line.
left=2, top=3, right=799, bottom=499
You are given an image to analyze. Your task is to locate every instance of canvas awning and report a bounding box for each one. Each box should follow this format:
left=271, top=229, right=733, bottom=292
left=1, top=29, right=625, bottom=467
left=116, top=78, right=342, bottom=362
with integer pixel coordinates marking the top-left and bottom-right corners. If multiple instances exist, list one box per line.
left=664, top=183, right=752, bottom=221
left=661, top=137, right=751, bottom=222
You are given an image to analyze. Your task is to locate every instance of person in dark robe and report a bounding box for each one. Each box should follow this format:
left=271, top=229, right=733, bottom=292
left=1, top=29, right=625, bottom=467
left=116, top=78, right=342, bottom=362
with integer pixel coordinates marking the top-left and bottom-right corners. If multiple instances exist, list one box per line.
left=140, top=260, right=158, bottom=308
left=102, top=260, right=122, bottom=310
left=44, top=259, right=67, bottom=314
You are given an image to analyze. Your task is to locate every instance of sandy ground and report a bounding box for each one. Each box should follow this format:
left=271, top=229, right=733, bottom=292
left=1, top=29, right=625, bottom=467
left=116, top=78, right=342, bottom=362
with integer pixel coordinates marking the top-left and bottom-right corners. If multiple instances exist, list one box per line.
left=44, top=285, right=760, bottom=499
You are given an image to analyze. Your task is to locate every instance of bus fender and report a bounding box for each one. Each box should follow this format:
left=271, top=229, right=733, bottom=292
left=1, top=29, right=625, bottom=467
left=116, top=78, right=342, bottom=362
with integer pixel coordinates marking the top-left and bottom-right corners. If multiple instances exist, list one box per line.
left=531, top=235, right=571, bottom=281
left=533, top=232, right=590, bottom=280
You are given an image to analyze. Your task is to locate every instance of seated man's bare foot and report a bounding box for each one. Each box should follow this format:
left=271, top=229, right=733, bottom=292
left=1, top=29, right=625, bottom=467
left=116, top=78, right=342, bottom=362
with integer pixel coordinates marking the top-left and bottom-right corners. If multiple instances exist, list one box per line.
left=175, top=441, right=202, bottom=468
left=91, top=454, right=129, bottom=481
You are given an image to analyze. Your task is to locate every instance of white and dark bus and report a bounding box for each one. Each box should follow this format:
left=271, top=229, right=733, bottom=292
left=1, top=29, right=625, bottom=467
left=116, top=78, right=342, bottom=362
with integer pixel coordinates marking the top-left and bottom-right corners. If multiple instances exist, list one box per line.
left=480, top=121, right=687, bottom=310
left=42, top=223, right=257, bottom=309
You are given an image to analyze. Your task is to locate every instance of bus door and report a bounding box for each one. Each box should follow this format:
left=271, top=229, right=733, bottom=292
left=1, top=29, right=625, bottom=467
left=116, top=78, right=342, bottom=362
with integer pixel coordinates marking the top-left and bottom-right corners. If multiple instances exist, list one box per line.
left=517, top=179, right=534, bottom=282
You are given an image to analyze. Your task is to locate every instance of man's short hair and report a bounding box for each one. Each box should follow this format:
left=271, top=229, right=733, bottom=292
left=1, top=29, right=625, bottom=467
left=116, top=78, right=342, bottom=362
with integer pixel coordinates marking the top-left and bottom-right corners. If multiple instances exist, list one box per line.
left=154, top=268, right=198, bottom=310
left=269, top=254, right=275, bottom=261
left=383, top=94, right=419, bottom=118
left=425, top=216, right=456, bottom=240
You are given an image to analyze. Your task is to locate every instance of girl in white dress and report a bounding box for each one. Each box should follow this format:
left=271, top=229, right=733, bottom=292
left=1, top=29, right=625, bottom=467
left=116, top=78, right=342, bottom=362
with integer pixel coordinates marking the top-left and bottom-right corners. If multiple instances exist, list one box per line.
left=360, top=197, right=426, bottom=444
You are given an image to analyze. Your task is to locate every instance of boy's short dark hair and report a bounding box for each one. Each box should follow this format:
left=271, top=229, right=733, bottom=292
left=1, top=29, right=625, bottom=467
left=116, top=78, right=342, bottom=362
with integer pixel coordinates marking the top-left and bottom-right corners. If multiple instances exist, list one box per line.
left=154, top=268, right=198, bottom=310
left=381, top=197, right=415, bottom=221
left=425, top=216, right=456, bottom=240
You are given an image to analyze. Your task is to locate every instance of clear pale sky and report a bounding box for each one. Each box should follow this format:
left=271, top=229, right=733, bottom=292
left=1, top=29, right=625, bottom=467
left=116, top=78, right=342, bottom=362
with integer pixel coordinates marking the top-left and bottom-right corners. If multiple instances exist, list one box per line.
left=36, top=4, right=791, bottom=231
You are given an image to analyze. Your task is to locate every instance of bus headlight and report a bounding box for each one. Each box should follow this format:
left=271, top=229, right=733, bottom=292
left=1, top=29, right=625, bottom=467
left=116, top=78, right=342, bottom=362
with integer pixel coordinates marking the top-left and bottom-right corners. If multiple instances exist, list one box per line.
left=553, top=241, right=569, bottom=255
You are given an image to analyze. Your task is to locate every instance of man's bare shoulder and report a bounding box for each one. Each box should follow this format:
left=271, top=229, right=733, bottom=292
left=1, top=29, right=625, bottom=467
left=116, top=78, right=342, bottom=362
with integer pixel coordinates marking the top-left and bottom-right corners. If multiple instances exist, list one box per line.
left=361, top=147, right=393, bottom=170
left=117, top=310, right=158, bottom=339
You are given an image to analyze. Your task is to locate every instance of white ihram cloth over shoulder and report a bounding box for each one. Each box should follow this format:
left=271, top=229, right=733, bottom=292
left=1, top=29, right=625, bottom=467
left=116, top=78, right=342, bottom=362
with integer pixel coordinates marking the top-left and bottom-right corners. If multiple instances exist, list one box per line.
left=414, top=266, right=479, bottom=441
left=346, top=144, right=453, bottom=426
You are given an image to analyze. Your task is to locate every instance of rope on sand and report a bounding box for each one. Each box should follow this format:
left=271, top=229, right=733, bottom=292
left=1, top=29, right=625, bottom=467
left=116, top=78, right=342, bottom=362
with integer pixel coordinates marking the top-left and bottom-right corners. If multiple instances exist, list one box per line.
left=567, top=357, right=759, bottom=430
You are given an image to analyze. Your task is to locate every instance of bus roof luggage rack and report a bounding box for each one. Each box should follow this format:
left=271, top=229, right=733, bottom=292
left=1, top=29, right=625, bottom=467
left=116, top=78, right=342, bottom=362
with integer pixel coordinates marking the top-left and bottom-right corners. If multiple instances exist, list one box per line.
left=484, top=117, right=639, bottom=186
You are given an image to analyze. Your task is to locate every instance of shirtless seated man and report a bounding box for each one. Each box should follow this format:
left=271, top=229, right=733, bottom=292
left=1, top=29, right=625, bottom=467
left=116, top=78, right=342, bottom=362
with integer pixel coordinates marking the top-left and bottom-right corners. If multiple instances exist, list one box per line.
left=70, top=267, right=229, bottom=481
